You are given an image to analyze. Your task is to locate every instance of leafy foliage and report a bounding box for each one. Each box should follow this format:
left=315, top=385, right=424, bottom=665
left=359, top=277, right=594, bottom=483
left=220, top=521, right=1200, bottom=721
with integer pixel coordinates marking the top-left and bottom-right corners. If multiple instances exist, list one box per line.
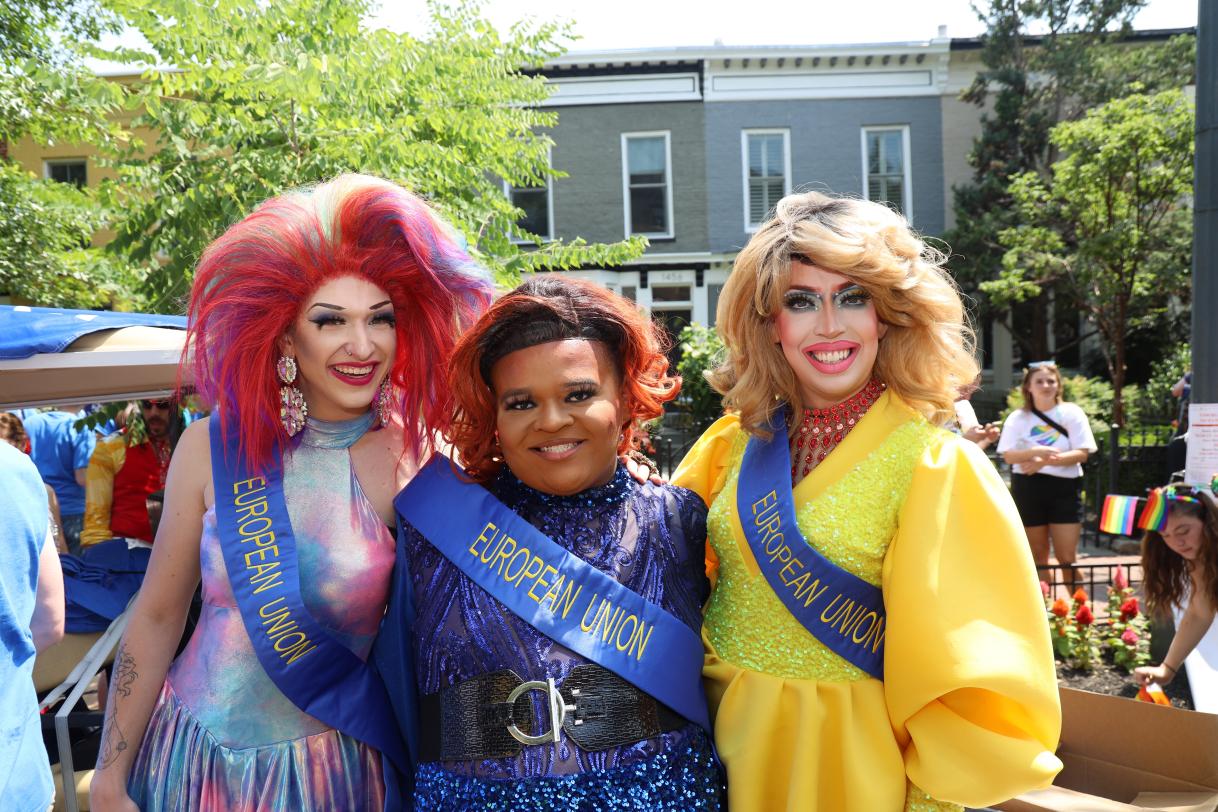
left=944, top=0, right=1193, bottom=361
left=0, top=162, right=145, bottom=307
left=0, top=0, right=143, bottom=306
left=675, top=323, right=726, bottom=428
left=993, top=90, right=1194, bottom=424
left=100, top=0, right=644, bottom=310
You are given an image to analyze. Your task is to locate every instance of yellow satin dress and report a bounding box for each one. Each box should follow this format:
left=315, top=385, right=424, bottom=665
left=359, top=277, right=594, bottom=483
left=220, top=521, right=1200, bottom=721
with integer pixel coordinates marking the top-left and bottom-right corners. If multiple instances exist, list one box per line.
left=673, top=392, right=1062, bottom=811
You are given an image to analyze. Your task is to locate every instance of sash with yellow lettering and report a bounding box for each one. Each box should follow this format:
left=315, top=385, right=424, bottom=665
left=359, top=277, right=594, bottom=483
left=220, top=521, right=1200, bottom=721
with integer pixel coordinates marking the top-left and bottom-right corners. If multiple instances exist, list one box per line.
left=737, top=410, right=886, bottom=679
left=396, top=455, right=711, bottom=732
left=209, top=421, right=407, bottom=804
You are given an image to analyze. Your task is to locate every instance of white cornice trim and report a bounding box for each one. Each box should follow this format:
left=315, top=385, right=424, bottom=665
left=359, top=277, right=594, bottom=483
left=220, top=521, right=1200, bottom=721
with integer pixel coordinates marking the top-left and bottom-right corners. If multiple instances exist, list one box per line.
left=545, top=40, right=951, bottom=67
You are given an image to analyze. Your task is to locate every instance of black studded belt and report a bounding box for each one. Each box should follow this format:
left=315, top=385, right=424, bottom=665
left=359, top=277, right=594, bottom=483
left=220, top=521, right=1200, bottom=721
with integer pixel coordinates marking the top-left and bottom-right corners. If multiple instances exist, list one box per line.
left=417, top=664, right=687, bottom=762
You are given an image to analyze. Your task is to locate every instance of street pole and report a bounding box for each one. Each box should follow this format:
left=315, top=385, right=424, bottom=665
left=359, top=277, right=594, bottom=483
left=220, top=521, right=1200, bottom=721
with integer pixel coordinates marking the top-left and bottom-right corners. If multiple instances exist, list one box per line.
left=1195, top=0, right=1217, bottom=404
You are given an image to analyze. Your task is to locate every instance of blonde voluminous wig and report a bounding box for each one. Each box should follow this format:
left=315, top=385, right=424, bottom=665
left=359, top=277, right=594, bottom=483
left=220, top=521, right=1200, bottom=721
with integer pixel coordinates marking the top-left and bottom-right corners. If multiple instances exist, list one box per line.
left=710, top=191, right=978, bottom=436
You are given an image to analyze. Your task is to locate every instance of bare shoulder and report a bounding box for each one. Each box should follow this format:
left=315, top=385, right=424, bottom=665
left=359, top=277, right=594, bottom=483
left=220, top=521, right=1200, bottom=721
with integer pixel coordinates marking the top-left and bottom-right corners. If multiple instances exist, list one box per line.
left=352, top=420, right=423, bottom=525
left=172, top=417, right=214, bottom=509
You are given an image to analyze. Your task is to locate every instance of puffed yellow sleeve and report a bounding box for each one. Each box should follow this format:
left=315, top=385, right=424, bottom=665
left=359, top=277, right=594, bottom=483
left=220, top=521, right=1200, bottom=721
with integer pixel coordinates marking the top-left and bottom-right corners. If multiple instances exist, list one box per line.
left=672, top=414, right=742, bottom=585
left=882, top=433, right=1062, bottom=808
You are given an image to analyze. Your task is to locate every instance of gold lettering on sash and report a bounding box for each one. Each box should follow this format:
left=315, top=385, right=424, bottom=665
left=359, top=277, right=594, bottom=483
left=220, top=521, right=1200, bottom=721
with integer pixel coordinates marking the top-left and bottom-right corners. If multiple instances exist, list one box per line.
left=463, top=517, right=662, bottom=664
left=229, top=476, right=317, bottom=666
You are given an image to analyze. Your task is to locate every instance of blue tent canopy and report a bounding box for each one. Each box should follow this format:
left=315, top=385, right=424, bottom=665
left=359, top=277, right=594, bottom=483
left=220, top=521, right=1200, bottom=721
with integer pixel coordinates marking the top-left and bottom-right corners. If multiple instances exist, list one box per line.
left=0, top=305, right=186, bottom=360
left=0, top=306, right=190, bottom=409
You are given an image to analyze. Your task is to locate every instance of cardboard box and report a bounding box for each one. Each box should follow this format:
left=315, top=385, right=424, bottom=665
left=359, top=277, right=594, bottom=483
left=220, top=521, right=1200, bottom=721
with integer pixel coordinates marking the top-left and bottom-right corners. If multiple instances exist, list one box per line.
left=997, top=687, right=1218, bottom=811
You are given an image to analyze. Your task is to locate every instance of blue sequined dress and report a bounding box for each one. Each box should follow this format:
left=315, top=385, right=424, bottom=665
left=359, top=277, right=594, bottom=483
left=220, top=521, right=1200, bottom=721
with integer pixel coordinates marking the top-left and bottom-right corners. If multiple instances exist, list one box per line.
left=396, top=465, right=723, bottom=811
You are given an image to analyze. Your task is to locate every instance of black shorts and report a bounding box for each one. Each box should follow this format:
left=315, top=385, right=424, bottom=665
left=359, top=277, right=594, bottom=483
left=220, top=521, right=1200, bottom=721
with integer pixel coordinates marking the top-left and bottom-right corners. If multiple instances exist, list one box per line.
left=1010, top=473, right=1082, bottom=526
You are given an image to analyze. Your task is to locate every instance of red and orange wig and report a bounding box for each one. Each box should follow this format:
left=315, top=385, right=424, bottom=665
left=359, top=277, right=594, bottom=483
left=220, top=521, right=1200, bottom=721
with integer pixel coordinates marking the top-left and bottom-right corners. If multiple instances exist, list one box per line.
left=447, top=275, right=679, bottom=482
left=185, top=173, right=494, bottom=471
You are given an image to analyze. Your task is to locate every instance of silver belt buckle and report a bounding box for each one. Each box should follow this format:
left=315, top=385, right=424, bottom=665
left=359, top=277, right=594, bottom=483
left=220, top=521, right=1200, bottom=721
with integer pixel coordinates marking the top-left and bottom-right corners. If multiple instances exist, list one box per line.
left=506, top=678, right=577, bottom=746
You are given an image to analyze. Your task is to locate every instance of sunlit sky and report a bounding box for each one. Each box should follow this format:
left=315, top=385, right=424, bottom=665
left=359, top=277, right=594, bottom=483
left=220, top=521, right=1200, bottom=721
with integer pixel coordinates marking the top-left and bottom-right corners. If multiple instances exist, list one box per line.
left=92, top=0, right=1197, bottom=73
left=372, top=0, right=1197, bottom=51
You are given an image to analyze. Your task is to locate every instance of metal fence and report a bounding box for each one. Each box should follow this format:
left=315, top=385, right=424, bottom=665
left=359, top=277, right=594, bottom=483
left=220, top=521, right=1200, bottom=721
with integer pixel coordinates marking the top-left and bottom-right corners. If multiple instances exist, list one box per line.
left=1081, top=423, right=1178, bottom=547
left=1037, top=562, right=1143, bottom=610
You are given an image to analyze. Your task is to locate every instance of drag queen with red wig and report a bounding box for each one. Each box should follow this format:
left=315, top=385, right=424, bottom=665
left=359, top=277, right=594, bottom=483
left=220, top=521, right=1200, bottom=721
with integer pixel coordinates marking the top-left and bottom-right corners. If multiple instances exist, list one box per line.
left=90, top=174, right=493, bottom=812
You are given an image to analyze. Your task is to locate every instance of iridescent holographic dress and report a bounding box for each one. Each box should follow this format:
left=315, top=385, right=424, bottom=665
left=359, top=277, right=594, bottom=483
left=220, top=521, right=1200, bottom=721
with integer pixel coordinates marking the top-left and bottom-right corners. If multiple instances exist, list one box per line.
left=128, top=415, right=395, bottom=811
left=399, top=465, right=723, bottom=811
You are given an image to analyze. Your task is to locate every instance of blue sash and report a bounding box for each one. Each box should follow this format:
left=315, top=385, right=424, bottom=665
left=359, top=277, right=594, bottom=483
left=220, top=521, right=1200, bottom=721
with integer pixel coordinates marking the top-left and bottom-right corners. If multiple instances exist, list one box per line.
left=396, top=456, right=711, bottom=732
left=208, top=422, right=408, bottom=792
left=737, top=411, right=887, bottom=679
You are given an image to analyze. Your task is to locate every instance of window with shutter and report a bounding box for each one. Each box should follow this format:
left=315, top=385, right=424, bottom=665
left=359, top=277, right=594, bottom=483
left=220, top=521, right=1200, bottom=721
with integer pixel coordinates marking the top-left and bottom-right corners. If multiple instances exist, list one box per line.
left=743, top=130, right=790, bottom=230
left=861, top=126, right=910, bottom=217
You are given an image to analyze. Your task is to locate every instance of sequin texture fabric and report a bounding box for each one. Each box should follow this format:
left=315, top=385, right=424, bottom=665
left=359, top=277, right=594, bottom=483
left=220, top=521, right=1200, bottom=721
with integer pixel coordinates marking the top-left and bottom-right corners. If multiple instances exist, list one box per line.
left=402, top=465, right=723, bottom=808
left=705, top=419, right=932, bottom=681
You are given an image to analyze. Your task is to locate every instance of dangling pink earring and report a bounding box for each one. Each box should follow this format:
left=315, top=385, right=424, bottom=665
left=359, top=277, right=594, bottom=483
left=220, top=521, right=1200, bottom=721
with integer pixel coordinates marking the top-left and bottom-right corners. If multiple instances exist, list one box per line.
left=277, top=355, right=307, bottom=436
left=373, top=375, right=394, bottom=428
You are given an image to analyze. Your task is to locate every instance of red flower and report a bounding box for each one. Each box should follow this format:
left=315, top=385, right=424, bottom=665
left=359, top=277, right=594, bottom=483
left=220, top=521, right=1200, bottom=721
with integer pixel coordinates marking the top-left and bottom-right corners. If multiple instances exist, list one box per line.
left=1121, top=628, right=1139, bottom=646
left=1051, top=598, right=1070, bottom=617
left=1120, top=597, right=1140, bottom=621
left=1113, top=565, right=1129, bottom=591
left=1075, top=605, right=1094, bottom=626
left=1073, top=587, right=1089, bottom=604
left=1040, top=580, right=1051, bottom=599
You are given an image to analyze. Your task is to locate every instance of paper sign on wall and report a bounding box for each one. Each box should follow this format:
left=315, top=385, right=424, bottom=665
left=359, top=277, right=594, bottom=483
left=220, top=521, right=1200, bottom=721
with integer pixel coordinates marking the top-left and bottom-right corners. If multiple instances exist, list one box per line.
left=1186, top=402, right=1218, bottom=488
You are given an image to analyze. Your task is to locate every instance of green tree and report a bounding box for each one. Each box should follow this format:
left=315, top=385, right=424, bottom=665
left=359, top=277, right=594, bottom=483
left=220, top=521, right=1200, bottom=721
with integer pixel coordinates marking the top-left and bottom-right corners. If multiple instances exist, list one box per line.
left=0, top=0, right=142, bottom=308
left=101, top=0, right=644, bottom=309
left=0, top=161, right=144, bottom=307
left=675, top=323, right=726, bottom=427
left=992, top=90, right=1193, bottom=425
left=945, top=0, right=1193, bottom=362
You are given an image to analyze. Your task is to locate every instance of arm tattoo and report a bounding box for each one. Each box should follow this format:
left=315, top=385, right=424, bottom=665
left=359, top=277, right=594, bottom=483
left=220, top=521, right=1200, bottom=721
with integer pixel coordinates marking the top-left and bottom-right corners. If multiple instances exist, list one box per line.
left=113, top=646, right=138, bottom=698
left=97, top=643, right=138, bottom=769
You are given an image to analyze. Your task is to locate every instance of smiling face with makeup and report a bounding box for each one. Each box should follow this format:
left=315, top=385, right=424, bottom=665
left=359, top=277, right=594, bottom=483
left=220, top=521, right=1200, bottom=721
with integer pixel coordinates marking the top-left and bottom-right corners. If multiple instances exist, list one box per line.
left=278, top=275, right=397, bottom=422
left=491, top=338, right=624, bottom=496
left=773, top=259, right=887, bottom=409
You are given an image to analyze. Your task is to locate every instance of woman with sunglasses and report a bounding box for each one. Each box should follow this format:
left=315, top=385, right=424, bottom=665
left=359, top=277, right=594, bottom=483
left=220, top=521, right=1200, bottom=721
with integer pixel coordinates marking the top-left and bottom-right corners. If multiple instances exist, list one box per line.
left=997, top=362, right=1097, bottom=593
left=1134, top=482, right=1218, bottom=689
left=672, top=192, right=1060, bottom=811
left=90, top=175, right=493, bottom=812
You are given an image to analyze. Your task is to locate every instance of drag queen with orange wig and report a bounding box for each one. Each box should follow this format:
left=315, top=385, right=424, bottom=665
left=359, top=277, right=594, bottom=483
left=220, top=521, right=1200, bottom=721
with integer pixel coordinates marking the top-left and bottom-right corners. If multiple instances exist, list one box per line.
left=673, top=191, right=1062, bottom=811
left=378, top=276, right=723, bottom=809
left=90, top=174, right=492, bottom=812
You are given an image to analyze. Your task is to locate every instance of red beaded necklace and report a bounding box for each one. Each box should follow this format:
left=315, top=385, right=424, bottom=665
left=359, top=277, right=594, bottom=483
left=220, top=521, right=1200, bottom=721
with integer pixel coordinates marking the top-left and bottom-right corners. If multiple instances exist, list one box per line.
left=790, top=378, right=885, bottom=482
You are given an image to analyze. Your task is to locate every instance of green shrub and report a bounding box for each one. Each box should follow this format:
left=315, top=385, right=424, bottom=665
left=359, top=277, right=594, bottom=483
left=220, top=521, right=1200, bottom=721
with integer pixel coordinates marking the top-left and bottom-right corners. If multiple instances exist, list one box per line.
left=1134, top=342, right=1189, bottom=423
left=675, top=323, right=727, bottom=428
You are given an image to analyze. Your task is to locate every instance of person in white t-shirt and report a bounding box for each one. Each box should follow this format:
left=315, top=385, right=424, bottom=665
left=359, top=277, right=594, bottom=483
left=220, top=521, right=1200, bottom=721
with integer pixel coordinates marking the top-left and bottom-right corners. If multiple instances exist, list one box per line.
left=998, top=362, right=1097, bottom=592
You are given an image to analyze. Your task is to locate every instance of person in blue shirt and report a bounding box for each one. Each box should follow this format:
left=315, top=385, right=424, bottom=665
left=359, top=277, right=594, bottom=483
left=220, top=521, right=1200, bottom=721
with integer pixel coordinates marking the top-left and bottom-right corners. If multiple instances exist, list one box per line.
left=18, top=408, right=97, bottom=555
left=0, top=441, right=66, bottom=811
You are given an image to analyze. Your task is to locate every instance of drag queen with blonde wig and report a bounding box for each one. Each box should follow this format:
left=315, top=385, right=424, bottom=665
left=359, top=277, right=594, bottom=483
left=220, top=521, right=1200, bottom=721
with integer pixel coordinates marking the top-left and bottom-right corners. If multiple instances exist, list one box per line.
left=91, top=174, right=493, bottom=812
left=673, top=191, right=1062, bottom=811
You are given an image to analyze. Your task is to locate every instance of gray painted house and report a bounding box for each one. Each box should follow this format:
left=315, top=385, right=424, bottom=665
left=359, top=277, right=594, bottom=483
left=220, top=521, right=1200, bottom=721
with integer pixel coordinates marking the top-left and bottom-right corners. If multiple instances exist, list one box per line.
left=509, top=30, right=1190, bottom=391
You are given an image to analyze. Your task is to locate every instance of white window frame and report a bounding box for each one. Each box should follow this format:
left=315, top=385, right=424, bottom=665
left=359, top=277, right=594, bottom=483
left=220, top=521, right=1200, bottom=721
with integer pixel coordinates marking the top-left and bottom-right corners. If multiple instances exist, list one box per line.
left=621, top=131, right=674, bottom=239
left=43, top=158, right=88, bottom=187
left=859, top=125, right=912, bottom=221
left=502, top=148, right=554, bottom=244
left=741, top=129, right=792, bottom=233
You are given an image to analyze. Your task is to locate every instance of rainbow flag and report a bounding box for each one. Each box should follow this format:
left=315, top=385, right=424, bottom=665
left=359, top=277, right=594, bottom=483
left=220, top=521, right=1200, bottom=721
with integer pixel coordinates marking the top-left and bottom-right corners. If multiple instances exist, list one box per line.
left=1099, top=495, right=1140, bottom=536
left=1138, top=489, right=1168, bottom=532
